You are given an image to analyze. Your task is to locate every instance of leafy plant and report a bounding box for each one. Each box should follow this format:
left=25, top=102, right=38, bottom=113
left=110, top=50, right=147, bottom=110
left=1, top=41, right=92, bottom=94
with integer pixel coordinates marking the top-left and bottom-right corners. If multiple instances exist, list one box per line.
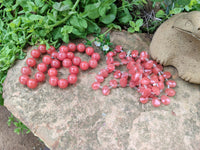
left=128, top=19, right=143, bottom=33
left=7, top=114, right=30, bottom=135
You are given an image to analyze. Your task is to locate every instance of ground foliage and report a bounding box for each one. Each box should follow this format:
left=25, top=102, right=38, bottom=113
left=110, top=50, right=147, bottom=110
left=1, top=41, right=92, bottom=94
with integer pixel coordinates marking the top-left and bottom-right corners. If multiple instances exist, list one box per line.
left=0, top=0, right=200, bottom=134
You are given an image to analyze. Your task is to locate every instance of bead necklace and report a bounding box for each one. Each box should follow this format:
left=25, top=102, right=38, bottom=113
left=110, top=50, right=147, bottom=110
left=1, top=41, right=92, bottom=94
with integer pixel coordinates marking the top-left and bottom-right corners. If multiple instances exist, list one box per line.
left=92, top=45, right=176, bottom=107
left=19, top=43, right=101, bottom=89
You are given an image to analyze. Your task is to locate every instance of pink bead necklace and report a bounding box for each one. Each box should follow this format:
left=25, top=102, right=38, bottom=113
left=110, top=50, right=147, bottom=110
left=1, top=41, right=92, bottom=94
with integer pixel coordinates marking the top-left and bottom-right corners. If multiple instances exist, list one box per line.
left=92, top=45, right=176, bottom=107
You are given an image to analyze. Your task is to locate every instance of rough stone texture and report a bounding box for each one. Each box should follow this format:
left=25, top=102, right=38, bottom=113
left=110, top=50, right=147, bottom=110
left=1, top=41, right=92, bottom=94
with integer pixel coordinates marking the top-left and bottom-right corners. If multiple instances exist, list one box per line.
left=150, top=11, right=200, bottom=84
left=3, top=31, right=200, bottom=150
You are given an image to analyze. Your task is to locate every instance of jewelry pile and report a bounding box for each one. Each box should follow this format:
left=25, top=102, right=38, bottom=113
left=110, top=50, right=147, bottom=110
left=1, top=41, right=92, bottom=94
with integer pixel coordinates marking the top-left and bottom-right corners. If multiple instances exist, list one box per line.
left=92, top=45, right=176, bottom=107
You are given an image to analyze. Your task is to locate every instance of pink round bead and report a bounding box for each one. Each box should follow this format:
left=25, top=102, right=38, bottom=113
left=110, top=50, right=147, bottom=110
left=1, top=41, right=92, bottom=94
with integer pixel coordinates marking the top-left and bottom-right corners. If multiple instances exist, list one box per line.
left=161, top=95, right=170, bottom=105
left=165, top=88, right=176, bottom=97
left=95, top=75, right=104, bottom=83
left=102, top=85, right=111, bottom=96
left=109, top=80, right=118, bottom=88
left=92, top=82, right=100, bottom=90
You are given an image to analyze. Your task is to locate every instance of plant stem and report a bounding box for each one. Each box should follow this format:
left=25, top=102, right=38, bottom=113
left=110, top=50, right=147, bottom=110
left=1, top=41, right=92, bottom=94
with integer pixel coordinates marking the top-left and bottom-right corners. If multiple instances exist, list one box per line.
left=49, top=0, right=80, bottom=28
left=72, top=0, right=80, bottom=11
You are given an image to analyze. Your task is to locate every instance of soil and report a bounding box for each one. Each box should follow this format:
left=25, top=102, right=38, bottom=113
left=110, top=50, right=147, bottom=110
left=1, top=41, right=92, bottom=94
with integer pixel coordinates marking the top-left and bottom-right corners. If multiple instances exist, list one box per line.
left=0, top=106, right=48, bottom=150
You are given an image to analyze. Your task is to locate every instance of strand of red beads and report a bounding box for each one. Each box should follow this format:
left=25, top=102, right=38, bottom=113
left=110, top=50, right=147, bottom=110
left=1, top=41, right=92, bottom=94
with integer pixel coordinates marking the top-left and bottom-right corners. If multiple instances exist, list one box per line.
left=19, top=43, right=101, bottom=89
left=92, top=45, right=176, bottom=107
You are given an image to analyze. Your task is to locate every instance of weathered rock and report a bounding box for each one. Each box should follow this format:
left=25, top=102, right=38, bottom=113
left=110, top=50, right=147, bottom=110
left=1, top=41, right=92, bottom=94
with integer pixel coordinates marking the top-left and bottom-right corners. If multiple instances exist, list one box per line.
left=3, top=31, right=200, bottom=150
left=150, top=11, right=200, bottom=84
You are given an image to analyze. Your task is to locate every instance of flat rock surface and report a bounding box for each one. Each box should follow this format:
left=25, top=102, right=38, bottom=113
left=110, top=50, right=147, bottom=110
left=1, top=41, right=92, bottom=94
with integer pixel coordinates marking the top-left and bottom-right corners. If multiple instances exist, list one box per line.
left=3, top=31, right=200, bottom=150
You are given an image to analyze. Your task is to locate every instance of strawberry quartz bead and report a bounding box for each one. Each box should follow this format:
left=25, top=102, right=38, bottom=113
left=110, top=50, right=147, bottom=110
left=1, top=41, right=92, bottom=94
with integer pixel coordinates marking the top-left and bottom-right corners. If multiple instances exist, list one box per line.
left=152, top=97, right=161, bottom=107
left=27, top=79, right=38, bottom=89
left=21, top=66, right=31, bottom=75
left=158, top=81, right=165, bottom=90
left=129, top=68, right=136, bottom=75
left=106, top=56, right=114, bottom=65
left=141, top=77, right=150, bottom=85
left=161, top=95, right=170, bottom=105
left=91, top=53, right=101, bottom=61
left=153, top=67, right=161, bottom=74
left=51, top=51, right=58, bottom=59
left=127, top=61, right=135, bottom=70
left=113, top=70, right=121, bottom=79
left=150, top=74, right=159, bottom=84
left=165, top=88, right=176, bottom=97
left=57, top=52, right=67, bottom=61
left=107, top=64, right=115, bottom=73
left=68, top=74, right=77, bottom=84
left=126, top=56, right=134, bottom=61
left=92, top=82, right=100, bottom=90
left=152, top=86, right=160, bottom=96
left=140, top=51, right=149, bottom=61
left=121, top=72, right=129, bottom=79
left=58, top=79, right=68, bottom=89
left=144, top=69, right=152, bottom=76
left=77, top=43, right=86, bottom=52
left=35, top=72, right=45, bottom=82
left=120, top=78, right=127, bottom=88
left=47, top=45, right=56, bottom=54
left=113, top=61, right=120, bottom=66
left=139, top=96, right=149, bottom=104
left=114, top=45, right=122, bottom=53
left=89, top=59, right=98, bottom=68
left=109, top=80, right=118, bottom=88
left=31, top=49, right=41, bottom=58
left=144, top=60, right=153, bottom=69
left=66, top=52, right=75, bottom=60
left=48, top=68, right=58, bottom=77
left=100, top=69, right=109, bottom=78
left=141, top=88, right=151, bottom=98
left=106, top=51, right=114, bottom=57
left=69, top=66, right=79, bottom=75
left=79, top=61, right=89, bottom=70
left=129, top=81, right=136, bottom=88
left=158, top=75, right=164, bottom=82
left=26, top=58, right=36, bottom=67
left=19, top=75, right=29, bottom=85
left=119, top=52, right=126, bottom=59
left=51, top=59, right=61, bottom=69
left=86, top=47, right=94, bottom=56
left=166, top=80, right=177, bottom=88
left=131, top=72, right=141, bottom=82
left=37, top=63, right=47, bottom=72
left=49, top=76, right=58, bottom=86
left=121, top=59, right=129, bottom=65
left=72, top=57, right=81, bottom=66
left=62, top=59, right=72, bottom=68
left=42, top=55, right=52, bottom=65
left=131, top=50, right=138, bottom=58
left=68, top=43, right=76, bottom=52
left=95, top=75, right=104, bottom=83
left=59, top=45, right=69, bottom=53
left=163, top=71, right=171, bottom=79
left=102, top=85, right=111, bottom=96
left=38, top=44, right=47, bottom=54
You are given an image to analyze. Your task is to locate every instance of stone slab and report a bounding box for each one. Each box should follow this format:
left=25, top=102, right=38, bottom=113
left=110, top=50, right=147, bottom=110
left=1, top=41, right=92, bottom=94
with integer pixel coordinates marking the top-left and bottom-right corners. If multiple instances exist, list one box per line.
left=3, top=31, right=200, bottom=150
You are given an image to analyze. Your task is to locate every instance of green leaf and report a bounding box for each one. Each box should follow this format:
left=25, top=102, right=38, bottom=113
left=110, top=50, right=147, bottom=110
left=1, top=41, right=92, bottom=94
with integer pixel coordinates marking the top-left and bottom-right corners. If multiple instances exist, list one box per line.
left=156, top=10, right=166, bottom=18
left=62, top=34, right=69, bottom=43
left=79, top=17, right=87, bottom=29
left=107, top=23, right=121, bottom=31
left=128, top=27, right=135, bottom=33
left=0, top=94, right=4, bottom=105
left=169, top=8, right=183, bottom=14
left=118, top=8, right=132, bottom=24
left=61, top=25, right=73, bottom=34
left=86, top=19, right=101, bottom=34
left=84, top=2, right=101, bottom=19
left=129, top=21, right=135, bottom=27
left=28, top=14, right=44, bottom=21
left=99, top=4, right=117, bottom=24
left=53, top=1, right=72, bottom=11
left=135, top=19, right=143, bottom=27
